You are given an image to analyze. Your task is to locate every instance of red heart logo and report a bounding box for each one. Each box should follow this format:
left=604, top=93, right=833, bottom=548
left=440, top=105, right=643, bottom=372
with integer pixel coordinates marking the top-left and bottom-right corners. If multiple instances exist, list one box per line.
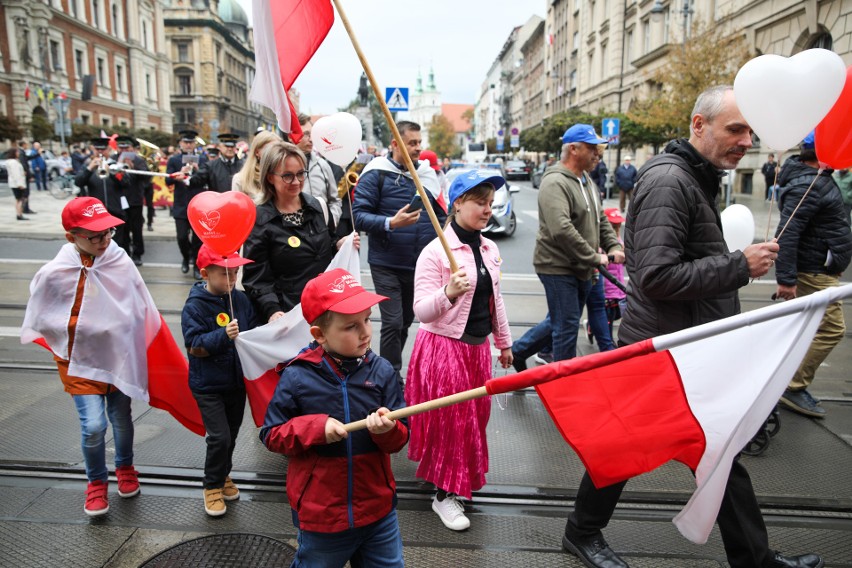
left=188, top=191, right=257, bottom=256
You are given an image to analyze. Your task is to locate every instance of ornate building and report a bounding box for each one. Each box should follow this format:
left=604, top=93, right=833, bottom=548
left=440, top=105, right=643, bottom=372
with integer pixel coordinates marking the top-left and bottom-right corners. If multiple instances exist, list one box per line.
left=163, top=0, right=274, bottom=141
left=0, top=0, right=172, bottom=138
left=407, top=67, right=441, bottom=148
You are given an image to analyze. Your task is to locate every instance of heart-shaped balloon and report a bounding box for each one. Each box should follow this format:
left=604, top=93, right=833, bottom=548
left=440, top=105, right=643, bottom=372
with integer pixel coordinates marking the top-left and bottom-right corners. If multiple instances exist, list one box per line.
left=734, top=49, right=846, bottom=151
left=188, top=191, right=257, bottom=256
left=720, top=204, right=755, bottom=252
left=312, top=112, right=363, bottom=167
left=815, top=65, right=852, bottom=170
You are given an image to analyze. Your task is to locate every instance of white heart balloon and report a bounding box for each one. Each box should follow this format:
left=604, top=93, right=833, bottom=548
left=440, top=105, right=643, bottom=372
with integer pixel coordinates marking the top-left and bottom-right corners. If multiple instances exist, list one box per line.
left=312, top=112, right=363, bottom=167
left=721, top=204, right=755, bottom=252
left=734, top=49, right=846, bottom=151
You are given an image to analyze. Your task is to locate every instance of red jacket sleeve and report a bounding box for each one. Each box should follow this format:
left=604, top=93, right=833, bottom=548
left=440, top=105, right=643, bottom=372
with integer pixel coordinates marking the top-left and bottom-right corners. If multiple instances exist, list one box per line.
left=263, top=414, right=328, bottom=456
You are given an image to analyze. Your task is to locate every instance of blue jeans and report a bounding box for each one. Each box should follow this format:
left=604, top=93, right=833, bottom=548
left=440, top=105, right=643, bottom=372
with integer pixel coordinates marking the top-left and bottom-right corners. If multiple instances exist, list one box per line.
left=512, top=314, right=553, bottom=362
left=586, top=275, right=615, bottom=352
left=538, top=273, right=592, bottom=361
left=291, top=509, right=404, bottom=568
left=72, top=390, right=135, bottom=482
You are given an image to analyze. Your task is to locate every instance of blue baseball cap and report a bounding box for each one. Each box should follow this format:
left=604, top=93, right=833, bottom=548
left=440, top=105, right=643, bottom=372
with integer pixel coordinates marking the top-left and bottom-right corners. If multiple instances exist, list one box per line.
left=802, top=130, right=815, bottom=149
left=448, top=169, right=506, bottom=206
left=561, top=124, right=608, bottom=145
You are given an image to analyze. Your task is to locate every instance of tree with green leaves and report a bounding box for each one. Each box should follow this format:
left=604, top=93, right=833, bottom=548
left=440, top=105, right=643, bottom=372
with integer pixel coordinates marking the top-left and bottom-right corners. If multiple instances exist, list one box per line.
left=629, top=20, right=751, bottom=141
left=28, top=114, right=54, bottom=143
left=0, top=115, right=23, bottom=142
left=428, top=114, right=460, bottom=159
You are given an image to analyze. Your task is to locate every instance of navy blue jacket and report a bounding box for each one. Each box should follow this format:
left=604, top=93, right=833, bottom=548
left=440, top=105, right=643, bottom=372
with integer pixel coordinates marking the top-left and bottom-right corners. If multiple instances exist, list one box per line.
left=181, top=281, right=256, bottom=393
left=352, top=162, right=447, bottom=270
left=615, top=162, right=638, bottom=190
left=775, top=155, right=852, bottom=285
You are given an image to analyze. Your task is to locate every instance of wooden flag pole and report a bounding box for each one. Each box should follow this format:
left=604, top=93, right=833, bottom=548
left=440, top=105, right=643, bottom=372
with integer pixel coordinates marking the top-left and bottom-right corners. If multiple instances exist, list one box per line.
left=331, top=0, right=458, bottom=272
left=344, top=386, right=487, bottom=433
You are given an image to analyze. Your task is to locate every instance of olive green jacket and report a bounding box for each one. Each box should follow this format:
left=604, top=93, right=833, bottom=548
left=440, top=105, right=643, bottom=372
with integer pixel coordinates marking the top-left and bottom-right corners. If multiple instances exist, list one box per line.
left=533, top=162, right=623, bottom=280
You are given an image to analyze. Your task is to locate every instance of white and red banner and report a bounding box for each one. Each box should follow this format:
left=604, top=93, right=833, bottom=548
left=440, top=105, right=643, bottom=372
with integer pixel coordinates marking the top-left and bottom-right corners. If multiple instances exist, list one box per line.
left=235, top=234, right=360, bottom=426
left=250, top=0, right=334, bottom=141
left=485, top=283, right=851, bottom=544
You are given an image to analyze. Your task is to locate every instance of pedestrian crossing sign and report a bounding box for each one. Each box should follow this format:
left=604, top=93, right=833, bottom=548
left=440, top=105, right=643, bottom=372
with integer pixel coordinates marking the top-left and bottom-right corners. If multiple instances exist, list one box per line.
left=385, top=87, right=409, bottom=111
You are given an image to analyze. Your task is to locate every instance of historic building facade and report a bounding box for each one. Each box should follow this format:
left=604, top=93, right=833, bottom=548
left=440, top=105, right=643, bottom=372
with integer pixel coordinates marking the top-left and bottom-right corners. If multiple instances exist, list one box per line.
left=0, top=0, right=172, bottom=137
left=163, top=0, right=274, bottom=141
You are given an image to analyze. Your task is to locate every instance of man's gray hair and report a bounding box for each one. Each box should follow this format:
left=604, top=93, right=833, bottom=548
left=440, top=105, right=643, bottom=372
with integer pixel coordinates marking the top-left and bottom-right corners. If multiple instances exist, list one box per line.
left=691, top=85, right=733, bottom=124
left=560, top=143, right=571, bottom=161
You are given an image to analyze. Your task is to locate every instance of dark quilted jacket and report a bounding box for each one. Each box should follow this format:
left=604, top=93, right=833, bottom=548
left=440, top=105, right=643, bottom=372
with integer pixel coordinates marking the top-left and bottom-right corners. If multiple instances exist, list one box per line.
left=774, top=156, right=852, bottom=286
left=619, top=139, right=749, bottom=345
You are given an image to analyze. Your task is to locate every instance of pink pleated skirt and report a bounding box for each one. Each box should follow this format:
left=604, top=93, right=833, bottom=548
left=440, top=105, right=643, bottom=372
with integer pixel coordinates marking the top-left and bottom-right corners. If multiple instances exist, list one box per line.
left=405, top=328, right=492, bottom=499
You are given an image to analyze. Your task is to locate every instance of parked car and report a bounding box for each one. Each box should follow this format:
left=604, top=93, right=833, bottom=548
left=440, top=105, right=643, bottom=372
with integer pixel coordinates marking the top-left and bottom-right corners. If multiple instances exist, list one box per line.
left=444, top=168, right=520, bottom=237
left=503, top=160, right=531, bottom=181
left=40, top=150, right=71, bottom=180
left=531, top=162, right=547, bottom=189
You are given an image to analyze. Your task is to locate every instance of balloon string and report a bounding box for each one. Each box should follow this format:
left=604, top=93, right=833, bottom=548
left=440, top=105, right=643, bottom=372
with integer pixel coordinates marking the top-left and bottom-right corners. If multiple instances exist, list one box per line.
left=225, top=257, right=235, bottom=320
left=775, top=168, right=824, bottom=242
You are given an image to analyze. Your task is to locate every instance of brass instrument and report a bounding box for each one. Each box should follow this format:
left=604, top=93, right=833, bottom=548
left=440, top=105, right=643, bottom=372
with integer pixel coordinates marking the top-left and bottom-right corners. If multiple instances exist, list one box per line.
left=135, top=137, right=161, bottom=171
left=338, top=162, right=364, bottom=199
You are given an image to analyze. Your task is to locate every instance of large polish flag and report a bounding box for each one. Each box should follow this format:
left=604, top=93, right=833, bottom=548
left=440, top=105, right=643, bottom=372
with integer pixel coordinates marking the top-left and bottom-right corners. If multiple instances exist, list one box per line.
left=485, top=284, right=851, bottom=544
left=21, top=242, right=205, bottom=436
left=235, top=234, right=361, bottom=426
left=250, top=0, right=334, bottom=142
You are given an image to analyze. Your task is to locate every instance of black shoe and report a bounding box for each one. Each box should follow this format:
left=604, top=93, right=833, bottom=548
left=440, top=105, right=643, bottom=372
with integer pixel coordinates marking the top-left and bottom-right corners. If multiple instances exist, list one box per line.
left=779, top=388, right=826, bottom=418
left=562, top=532, right=628, bottom=568
left=511, top=353, right=527, bottom=373
left=193, top=267, right=201, bottom=280
left=181, top=259, right=189, bottom=274
left=132, top=256, right=143, bottom=267
left=16, top=215, right=29, bottom=221
left=147, top=224, right=153, bottom=232
left=23, top=209, right=36, bottom=214
left=767, top=551, right=824, bottom=568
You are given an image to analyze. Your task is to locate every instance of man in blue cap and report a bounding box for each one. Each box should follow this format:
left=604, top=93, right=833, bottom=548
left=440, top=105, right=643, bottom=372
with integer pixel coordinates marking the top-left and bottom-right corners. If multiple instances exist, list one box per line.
left=532, top=124, right=624, bottom=365
left=774, top=131, right=851, bottom=418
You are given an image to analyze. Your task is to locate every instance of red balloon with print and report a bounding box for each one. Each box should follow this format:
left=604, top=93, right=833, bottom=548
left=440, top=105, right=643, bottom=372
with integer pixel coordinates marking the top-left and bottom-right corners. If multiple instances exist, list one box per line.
left=188, top=191, right=256, bottom=256
left=815, top=65, right=852, bottom=170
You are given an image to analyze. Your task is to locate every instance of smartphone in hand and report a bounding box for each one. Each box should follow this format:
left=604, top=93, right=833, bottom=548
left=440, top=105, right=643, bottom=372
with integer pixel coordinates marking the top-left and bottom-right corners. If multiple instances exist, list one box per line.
left=408, top=194, right=423, bottom=212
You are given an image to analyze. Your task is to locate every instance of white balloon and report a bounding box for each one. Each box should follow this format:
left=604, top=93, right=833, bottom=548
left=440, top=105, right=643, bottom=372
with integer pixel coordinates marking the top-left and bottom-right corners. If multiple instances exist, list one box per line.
left=311, top=112, right=363, bottom=167
left=721, top=204, right=755, bottom=252
left=734, top=49, right=846, bottom=151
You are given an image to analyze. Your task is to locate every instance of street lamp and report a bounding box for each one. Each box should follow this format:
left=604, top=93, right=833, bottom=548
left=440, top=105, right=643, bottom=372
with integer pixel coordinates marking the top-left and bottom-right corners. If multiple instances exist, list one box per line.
left=650, top=0, right=693, bottom=49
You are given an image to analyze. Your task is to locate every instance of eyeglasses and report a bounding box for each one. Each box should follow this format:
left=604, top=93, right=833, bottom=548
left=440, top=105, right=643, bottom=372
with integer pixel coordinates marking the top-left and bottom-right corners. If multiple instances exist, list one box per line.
left=272, top=170, right=308, bottom=184
left=74, top=227, right=116, bottom=245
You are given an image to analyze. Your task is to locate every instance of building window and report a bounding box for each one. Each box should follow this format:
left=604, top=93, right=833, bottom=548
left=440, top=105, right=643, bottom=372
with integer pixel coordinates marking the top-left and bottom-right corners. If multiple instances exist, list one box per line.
left=50, top=40, right=61, bottom=71
left=116, top=64, right=123, bottom=91
left=808, top=33, right=833, bottom=50
left=71, top=0, right=78, bottom=18
left=625, top=30, right=633, bottom=66
left=92, top=0, right=100, bottom=27
left=102, top=117, right=110, bottom=126
left=97, top=57, right=105, bottom=85
left=75, top=49, right=84, bottom=78
left=177, top=74, right=192, bottom=95
left=175, top=107, right=196, bottom=124
left=177, top=42, right=190, bottom=63
left=600, top=43, right=607, bottom=79
left=643, top=18, right=650, bottom=53
left=573, top=31, right=579, bottom=51
left=112, top=3, right=120, bottom=37
left=146, top=73, right=152, bottom=98
left=142, top=21, right=148, bottom=49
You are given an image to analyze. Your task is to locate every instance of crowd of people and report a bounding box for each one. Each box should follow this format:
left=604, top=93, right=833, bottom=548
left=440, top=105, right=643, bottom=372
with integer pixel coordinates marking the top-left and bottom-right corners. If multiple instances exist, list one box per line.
left=18, top=85, right=849, bottom=568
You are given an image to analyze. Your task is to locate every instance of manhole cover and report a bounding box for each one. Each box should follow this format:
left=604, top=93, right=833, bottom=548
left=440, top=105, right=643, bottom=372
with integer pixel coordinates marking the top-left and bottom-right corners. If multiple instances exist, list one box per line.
left=139, top=533, right=296, bottom=567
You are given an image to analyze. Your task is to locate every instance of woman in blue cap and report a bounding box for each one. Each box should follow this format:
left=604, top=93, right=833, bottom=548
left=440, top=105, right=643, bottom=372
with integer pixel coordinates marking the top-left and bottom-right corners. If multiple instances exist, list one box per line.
left=405, top=170, right=514, bottom=531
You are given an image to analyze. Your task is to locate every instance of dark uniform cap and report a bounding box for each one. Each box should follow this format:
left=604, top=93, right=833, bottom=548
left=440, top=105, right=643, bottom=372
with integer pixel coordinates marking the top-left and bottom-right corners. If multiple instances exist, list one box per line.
left=90, top=137, right=110, bottom=149
left=179, top=129, right=199, bottom=142
left=218, top=133, right=240, bottom=147
left=115, top=135, right=138, bottom=148
left=206, top=146, right=220, bottom=156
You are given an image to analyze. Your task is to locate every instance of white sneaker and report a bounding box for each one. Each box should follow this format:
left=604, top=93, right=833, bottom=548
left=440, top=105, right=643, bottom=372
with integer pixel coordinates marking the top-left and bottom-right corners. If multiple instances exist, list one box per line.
left=432, top=494, right=470, bottom=531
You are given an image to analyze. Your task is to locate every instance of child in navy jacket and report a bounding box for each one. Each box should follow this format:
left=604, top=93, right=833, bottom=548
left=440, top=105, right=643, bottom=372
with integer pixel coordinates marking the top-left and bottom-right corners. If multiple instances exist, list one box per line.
left=261, top=268, right=408, bottom=567
left=182, top=244, right=256, bottom=517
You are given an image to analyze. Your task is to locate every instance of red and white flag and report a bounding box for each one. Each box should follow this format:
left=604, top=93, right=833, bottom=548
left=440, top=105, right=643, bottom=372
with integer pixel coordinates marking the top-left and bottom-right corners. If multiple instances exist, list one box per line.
left=250, top=0, right=334, bottom=143
left=21, top=242, right=205, bottom=436
left=235, top=234, right=361, bottom=426
left=486, top=283, right=852, bottom=544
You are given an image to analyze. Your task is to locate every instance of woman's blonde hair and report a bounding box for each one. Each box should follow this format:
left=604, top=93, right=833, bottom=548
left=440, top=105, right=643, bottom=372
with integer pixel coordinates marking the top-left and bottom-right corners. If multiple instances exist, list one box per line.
left=257, top=140, right=307, bottom=204
left=233, top=130, right=280, bottom=200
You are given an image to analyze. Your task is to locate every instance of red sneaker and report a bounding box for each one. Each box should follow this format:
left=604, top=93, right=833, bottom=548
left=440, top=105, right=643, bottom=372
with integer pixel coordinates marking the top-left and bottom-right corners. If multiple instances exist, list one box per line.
left=84, top=480, right=109, bottom=517
left=116, top=465, right=140, bottom=498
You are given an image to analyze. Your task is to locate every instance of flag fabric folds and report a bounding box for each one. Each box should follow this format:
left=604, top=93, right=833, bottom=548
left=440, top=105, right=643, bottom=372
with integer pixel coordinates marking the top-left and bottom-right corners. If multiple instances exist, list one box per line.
left=250, top=0, right=334, bottom=142
left=235, top=234, right=361, bottom=426
left=485, top=283, right=851, bottom=544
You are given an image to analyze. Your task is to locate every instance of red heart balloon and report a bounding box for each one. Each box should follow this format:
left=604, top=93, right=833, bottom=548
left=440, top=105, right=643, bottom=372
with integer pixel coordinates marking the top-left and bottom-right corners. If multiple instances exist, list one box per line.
left=188, top=191, right=257, bottom=256
left=815, top=65, right=852, bottom=170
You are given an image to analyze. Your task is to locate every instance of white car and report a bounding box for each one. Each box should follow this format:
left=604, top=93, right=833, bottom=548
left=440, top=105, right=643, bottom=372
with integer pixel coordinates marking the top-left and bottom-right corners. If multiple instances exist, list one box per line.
left=444, top=168, right=519, bottom=237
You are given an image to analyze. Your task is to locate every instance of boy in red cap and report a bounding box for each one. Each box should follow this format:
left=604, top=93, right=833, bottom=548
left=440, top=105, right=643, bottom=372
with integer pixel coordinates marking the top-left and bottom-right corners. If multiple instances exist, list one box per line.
left=260, top=268, right=408, bottom=567
left=181, top=244, right=257, bottom=517
left=21, top=197, right=143, bottom=517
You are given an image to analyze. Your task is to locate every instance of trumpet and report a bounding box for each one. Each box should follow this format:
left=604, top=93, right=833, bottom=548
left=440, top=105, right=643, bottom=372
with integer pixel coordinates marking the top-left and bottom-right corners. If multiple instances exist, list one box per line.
left=97, top=159, right=119, bottom=179
left=338, top=162, right=364, bottom=199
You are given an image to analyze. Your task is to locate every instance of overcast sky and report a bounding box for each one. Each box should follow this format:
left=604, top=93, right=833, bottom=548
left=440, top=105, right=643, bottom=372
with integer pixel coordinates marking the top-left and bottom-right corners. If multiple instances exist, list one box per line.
left=237, top=0, right=544, bottom=116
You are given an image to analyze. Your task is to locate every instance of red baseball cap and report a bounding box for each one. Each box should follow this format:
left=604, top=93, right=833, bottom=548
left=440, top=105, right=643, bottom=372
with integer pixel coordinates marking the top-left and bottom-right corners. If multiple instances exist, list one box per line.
left=61, top=197, right=125, bottom=232
left=604, top=207, right=625, bottom=224
left=196, top=244, right=254, bottom=269
left=301, top=268, right=388, bottom=324
left=419, top=150, right=441, bottom=171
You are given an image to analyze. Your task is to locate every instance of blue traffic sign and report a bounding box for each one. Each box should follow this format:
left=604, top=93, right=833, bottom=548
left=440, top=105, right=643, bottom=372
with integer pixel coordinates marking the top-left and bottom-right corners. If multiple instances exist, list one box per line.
left=385, top=87, right=409, bottom=111
left=603, top=118, right=620, bottom=146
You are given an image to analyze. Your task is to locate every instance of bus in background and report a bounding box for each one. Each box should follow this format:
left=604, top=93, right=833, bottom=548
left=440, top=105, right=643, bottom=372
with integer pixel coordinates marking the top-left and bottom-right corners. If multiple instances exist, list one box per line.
left=464, top=142, right=487, bottom=165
